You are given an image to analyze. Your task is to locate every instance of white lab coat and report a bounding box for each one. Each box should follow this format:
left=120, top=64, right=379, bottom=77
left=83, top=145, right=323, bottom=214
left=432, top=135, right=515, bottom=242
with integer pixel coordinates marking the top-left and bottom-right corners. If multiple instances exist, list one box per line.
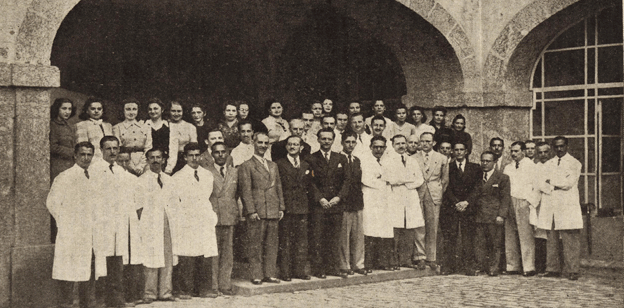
left=169, top=165, right=219, bottom=257
left=535, top=154, right=583, bottom=230
left=383, top=151, right=425, bottom=229
left=361, top=152, right=394, bottom=238
left=47, top=164, right=96, bottom=281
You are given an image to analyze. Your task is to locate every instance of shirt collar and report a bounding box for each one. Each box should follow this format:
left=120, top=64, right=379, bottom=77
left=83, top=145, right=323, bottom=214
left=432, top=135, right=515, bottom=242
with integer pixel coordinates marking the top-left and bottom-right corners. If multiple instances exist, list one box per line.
left=287, top=154, right=299, bottom=166
left=89, top=118, right=103, bottom=125
left=253, top=154, right=266, bottom=163
left=485, top=169, right=495, bottom=179
left=122, top=120, right=140, bottom=129
left=214, top=163, right=225, bottom=172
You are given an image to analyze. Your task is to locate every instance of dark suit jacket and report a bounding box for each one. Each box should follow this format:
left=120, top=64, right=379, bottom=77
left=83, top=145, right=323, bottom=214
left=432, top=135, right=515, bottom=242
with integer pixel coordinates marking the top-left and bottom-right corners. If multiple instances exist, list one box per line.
left=238, top=156, right=285, bottom=219
left=206, top=164, right=240, bottom=226
left=271, top=139, right=311, bottom=162
left=342, top=154, right=364, bottom=212
left=307, top=150, right=351, bottom=214
left=276, top=157, right=312, bottom=215
left=469, top=169, right=511, bottom=224
left=442, top=160, right=482, bottom=219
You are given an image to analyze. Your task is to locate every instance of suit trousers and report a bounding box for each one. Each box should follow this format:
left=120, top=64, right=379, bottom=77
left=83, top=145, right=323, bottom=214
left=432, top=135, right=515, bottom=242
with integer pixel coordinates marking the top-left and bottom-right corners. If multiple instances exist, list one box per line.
left=475, top=223, right=503, bottom=273
left=394, top=228, right=416, bottom=266
left=440, top=217, right=475, bottom=272
left=247, top=219, right=279, bottom=280
left=505, top=198, right=535, bottom=272
left=177, top=256, right=212, bottom=296
left=57, top=252, right=96, bottom=308
left=339, top=210, right=365, bottom=271
left=310, top=212, right=343, bottom=274
left=546, top=226, right=581, bottom=274
left=215, top=225, right=234, bottom=291
left=364, top=236, right=395, bottom=269
left=144, top=215, right=173, bottom=300
left=278, top=214, right=309, bottom=278
left=124, top=264, right=143, bottom=303
left=96, top=256, right=124, bottom=307
left=414, top=193, right=440, bottom=262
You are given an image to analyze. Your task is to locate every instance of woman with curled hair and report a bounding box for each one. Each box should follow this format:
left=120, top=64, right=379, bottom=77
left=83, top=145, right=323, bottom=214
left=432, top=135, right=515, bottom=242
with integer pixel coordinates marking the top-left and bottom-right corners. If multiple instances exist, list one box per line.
left=429, top=105, right=453, bottom=150
left=165, top=100, right=197, bottom=174
left=113, top=98, right=152, bottom=175
left=450, top=114, right=472, bottom=156
left=261, top=99, right=289, bottom=144
left=75, top=97, right=113, bottom=160
left=50, top=98, right=77, bottom=180
left=409, top=105, right=434, bottom=142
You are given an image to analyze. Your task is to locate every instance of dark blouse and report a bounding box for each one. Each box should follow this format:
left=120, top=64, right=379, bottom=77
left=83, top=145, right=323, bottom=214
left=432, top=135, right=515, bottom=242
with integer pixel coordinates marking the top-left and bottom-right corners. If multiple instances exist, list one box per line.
left=151, top=124, right=170, bottom=154
left=430, top=121, right=454, bottom=150
left=451, top=130, right=473, bottom=155
left=195, top=124, right=211, bottom=153
left=218, top=120, right=241, bottom=150
left=50, top=118, right=75, bottom=180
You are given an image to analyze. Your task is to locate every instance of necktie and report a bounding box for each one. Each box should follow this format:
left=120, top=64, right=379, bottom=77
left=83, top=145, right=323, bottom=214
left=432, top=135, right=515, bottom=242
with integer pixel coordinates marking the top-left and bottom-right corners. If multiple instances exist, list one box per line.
left=458, top=161, right=463, bottom=173
left=483, top=173, right=488, bottom=183
left=324, top=152, right=329, bottom=163
left=263, top=158, right=269, bottom=171
left=294, top=157, right=300, bottom=169
left=157, top=173, right=163, bottom=188
left=557, top=157, right=561, bottom=166
left=358, top=134, right=362, bottom=143
left=220, top=166, right=225, bottom=177
left=109, top=164, right=114, bottom=174
left=194, top=170, right=199, bottom=182
left=401, top=155, right=406, bottom=167
left=516, top=161, right=520, bottom=169
left=424, top=153, right=430, bottom=173
left=84, top=169, right=90, bottom=179
left=348, top=154, right=352, bottom=164
left=376, top=157, right=381, bottom=165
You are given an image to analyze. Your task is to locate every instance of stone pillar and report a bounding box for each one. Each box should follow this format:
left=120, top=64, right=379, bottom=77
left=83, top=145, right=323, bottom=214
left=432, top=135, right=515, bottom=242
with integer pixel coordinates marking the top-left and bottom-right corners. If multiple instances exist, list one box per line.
left=0, top=63, right=60, bottom=308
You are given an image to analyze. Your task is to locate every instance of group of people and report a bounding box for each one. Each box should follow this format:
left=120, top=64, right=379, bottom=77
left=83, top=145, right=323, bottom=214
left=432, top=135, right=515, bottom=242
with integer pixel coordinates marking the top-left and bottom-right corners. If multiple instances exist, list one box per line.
left=48, top=97, right=584, bottom=308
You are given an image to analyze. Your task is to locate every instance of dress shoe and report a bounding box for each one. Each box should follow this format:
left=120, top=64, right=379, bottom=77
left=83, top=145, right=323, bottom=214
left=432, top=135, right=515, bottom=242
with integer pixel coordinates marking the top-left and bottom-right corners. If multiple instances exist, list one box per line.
left=262, top=277, right=281, bottom=283
left=366, top=268, right=373, bottom=274
left=502, top=270, right=521, bottom=275
left=200, top=291, right=219, bottom=298
left=568, top=273, right=579, bottom=281
left=139, top=298, right=154, bottom=305
left=539, top=271, right=561, bottom=278
left=294, top=275, right=312, bottom=280
left=381, top=266, right=395, bottom=271
left=401, top=263, right=416, bottom=269
left=523, top=271, right=537, bottom=277
left=315, top=273, right=326, bottom=279
left=281, top=277, right=292, bottom=282
left=251, top=279, right=263, bottom=285
left=464, top=270, right=479, bottom=276
left=487, top=270, right=499, bottom=277
left=329, top=271, right=348, bottom=278
left=347, top=270, right=355, bottom=275
left=354, top=269, right=368, bottom=275
left=414, top=260, right=427, bottom=270
left=426, top=261, right=438, bottom=271
left=219, top=289, right=236, bottom=296
left=178, top=294, right=192, bottom=300
left=158, top=297, right=176, bottom=302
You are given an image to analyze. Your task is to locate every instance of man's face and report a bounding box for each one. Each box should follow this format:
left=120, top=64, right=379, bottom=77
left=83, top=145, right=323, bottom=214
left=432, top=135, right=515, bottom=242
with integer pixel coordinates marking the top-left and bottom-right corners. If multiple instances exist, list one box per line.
left=322, top=99, right=333, bottom=113
left=191, top=107, right=205, bottom=124
left=510, top=144, right=525, bottom=162
left=481, top=153, right=496, bottom=172
left=490, top=140, right=504, bottom=158
left=351, top=115, right=365, bottom=134
left=184, top=149, right=201, bottom=169
left=407, top=135, right=420, bottom=154
left=87, top=102, right=103, bottom=120
left=101, top=140, right=120, bottom=164
left=342, top=136, right=357, bottom=154
left=420, top=134, right=435, bottom=152
left=373, top=100, right=385, bottom=115
left=349, top=102, right=361, bottom=114
left=147, top=150, right=164, bottom=173
left=74, top=147, right=94, bottom=170
left=371, top=119, right=385, bottom=137
left=208, top=131, right=224, bottom=147
left=336, top=114, right=349, bottom=131
left=286, top=137, right=302, bottom=156
left=289, top=120, right=305, bottom=137
left=393, top=136, right=407, bottom=155
left=439, top=142, right=452, bottom=157
left=239, top=124, right=254, bottom=144
left=322, top=117, right=336, bottom=130
left=525, top=142, right=536, bottom=159
left=318, top=131, right=334, bottom=152
left=211, top=144, right=228, bottom=166
left=311, top=103, right=323, bottom=118
left=553, top=139, right=567, bottom=158
left=370, top=140, right=386, bottom=159
left=395, top=108, right=407, bottom=123
left=302, top=113, right=314, bottom=131
left=238, top=104, right=249, bottom=119
left=537, top=145, right=551, bottom=163
left=254, top=134, right=270, bottom=156
left=124, top=103, right=138, bottom=122
left=170, top=103, right=183, bottom=122
left=117, top=153, right=131, bottom=171
left=453, top=144, right=467, bottom=162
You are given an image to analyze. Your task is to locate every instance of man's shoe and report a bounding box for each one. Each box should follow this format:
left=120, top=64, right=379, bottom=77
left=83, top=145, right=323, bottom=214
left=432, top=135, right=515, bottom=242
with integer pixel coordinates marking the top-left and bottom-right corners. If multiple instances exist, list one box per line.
left=158, top=297, right=176, bottom=302
left=200, top=291, right=219, bottom=298
left=139, top=298, right=153, bottom=305
left=381, top=266, right=395, bottom=271
left=502, top=270, right=521, bottom=275
left=487, top=270, right=499, bottom=277
left=427, top=261, right=438, bottom=271
left=354, top=269, right=368, bottom=275
left=315, top=273, right=326, bottom=279
left=262, top=277, right=281, bottom=283
left=281, top=276, right=292, bottom=282
left=523, top=271, right=537, bottom=277
left=329, top=271, right=348, bottom=278
left=568, top=273, right=579, bottom=281
left=219, top=289, right=236, bottom=296
left=251, top=279, right=263, bottom=285
left=414, top=260, right=427, bottom=270
left=539, top=271, right=561, bottom=278
left=347, top=270, right=355, bottom=275
left=294, top=275, right=312, bottom=280
left=365, top=268, right=373, bottom=274
left=178, top=294, right=192, bottom=300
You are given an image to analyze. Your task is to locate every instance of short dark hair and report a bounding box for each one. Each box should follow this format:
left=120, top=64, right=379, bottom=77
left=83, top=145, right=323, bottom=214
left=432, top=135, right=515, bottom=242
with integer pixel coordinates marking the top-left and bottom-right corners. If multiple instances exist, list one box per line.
left=238, top=119, right=253, bottom=130
left=322, top=114, right=336, bottom=122
left=183, top=142, right=201, bottom=155
left=146, top=97, right=167, bottom=120
left=342, top=130, right=357, bottom=142
left=490, top=137, right=504, bottom=147
left=452, top=114, right=466, bottom=126
left=409, top=106, right=428, bottom=123
left=432, top=105, right=447, bottom=116
left=79, top=97, right=107, bottom=121
left=99, top=135, right=119, bottom=149
left=394, top=104, right=408, bottom=114
left=370, top=135, right=387, bottom=146
left=552, top=136, right=568, bottom=145
left=420, top=132, right=434, bottom=140
left=481, top=150, right=496, bottom=160
left=146, top=148, right=163, bottom=158
left=264, top=98, right=280, bottom=112
left=316, top=127, right=335, bottom=139
left=371, top=114, right=386, bottom=125
left=50, top=98, right=76, bottom=120
left=74, top=141, right=94, bottom=154
left=391, top=134, right=407, bottom=144
left=511, top=141, right=526, bottom=150
left=453, top=142, right=467, bottom=150
left=211, top=141, right=227, bottom=153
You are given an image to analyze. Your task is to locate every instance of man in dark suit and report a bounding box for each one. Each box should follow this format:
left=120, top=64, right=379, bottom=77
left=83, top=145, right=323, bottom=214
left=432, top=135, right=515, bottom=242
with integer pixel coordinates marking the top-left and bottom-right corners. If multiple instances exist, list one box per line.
left=238, top=132, right=285, bottom=285
left=206, top=142, right=240, bottom=295
left=440, top=142, right=482, bottom=276
left=271, top=118, right=311, bottom=162
left=473, top=150, right=512, bottom=276
left=276, top=135, right=313, bottom=281
left=308, top=128, right=352, bottom=279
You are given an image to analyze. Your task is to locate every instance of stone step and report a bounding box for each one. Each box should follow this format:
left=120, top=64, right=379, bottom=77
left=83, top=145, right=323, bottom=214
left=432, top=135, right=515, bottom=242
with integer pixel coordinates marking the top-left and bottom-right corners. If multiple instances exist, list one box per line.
left=231, top=267, right=436, bottom=296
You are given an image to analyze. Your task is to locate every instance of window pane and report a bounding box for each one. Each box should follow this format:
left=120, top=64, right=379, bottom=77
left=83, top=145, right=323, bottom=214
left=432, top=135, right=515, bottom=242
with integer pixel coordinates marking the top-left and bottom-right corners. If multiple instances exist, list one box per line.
left=601, top=98, right=622, bottom=136
left=588, top=98, right=595, bottom=135
left=589, top=137, right=596, bottom=173
left=587, top=15, right=596, bottom=46
left=601, top=175, right=621, bottom=210
left=544, top=100, right=585, bottom=135
left=598, top=47, right=623, bottom=83
left=544, top=50, right=585, bottom=87
left=543, top=90, right=584, bottom=99
left=587, top=48, right=595, bottom=84
left=547, top=21, right=585, bottom=50
left=533, top=58, right=542, bottom=88
left=567, top=137, right=586, bottom=172
left=598, top=88, right=624, bottom=96
left=533, top=101, right=542, bottom=137
left=602, top=137, right=621, bottom=173
left=597, top=7, right=623, bottom=45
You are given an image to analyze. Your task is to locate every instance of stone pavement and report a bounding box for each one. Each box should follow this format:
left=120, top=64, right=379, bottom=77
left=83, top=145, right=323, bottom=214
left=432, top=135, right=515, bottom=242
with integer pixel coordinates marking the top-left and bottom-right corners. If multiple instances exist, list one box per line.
left=141, top=267, right=623, bottom=308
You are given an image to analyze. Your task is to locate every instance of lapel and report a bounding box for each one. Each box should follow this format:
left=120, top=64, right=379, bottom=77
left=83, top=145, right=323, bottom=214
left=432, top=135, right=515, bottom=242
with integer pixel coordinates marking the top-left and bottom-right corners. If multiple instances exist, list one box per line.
left=252, top=156, right=270, bottom=180
left=208, top=164, right=226, bottom=195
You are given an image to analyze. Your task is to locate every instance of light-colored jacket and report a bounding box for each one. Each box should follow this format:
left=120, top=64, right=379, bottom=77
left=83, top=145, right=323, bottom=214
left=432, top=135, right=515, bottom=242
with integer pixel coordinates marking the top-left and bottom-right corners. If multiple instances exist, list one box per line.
left=360, top=152, right=394, bottom=238
left=169, top=165, right=219, bottom=257
left=414, top=150, right=449, bottom=205
left=383, top=151, right=425, bottom=229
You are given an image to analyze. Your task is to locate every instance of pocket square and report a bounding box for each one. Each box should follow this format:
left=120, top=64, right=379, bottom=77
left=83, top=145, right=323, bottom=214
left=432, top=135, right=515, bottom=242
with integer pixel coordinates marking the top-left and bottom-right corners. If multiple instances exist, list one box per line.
left=492, top=184, right=499, bottom=188
left=305, top=170, right=310, bottom=175
left=337, top=163, right=342, bottom=168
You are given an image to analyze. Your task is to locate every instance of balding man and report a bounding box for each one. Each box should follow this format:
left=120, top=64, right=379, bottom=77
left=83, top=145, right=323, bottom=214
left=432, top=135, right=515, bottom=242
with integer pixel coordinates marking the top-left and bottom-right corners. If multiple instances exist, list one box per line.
left=271, top=118, right=311, bottom=162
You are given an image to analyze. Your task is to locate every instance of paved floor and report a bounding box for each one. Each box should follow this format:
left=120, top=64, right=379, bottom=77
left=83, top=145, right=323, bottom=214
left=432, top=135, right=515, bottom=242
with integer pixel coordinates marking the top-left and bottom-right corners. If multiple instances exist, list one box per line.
left=142, top=267, right=623, bottom=308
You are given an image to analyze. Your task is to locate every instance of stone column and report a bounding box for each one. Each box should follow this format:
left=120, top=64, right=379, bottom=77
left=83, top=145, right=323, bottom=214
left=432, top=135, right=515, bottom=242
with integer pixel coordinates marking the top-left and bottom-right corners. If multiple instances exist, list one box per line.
left=0, top=63, right=60, bottom=308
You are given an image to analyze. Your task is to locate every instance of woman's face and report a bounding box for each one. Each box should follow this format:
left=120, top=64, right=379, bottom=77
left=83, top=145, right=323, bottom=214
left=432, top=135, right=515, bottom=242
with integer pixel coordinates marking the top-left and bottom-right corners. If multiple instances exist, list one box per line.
left=224, top=104, right=238, bottom=121
left=170, top=103, right=183, bottom=122
left=322, top=99, right=333, bottom=113
left=395, top=108, right=407, bottom=123
left=58, top=102, right=73, bottom=121
left=453, top=118, right=466, bottom=131
left=124, top=103, right=139, bottom=121
left=434, top=111, right=445, bottom=125
left=87, top=102, right=103, bottom=120
left=191, top=107, right=205, bottom=125
left=269, top=102, right=283, bottom=117
left=238, top=104, right=249, bottom=119
left=148, top=103, right=162, bottom=121
left=411, top=110, right=423, bottom=124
